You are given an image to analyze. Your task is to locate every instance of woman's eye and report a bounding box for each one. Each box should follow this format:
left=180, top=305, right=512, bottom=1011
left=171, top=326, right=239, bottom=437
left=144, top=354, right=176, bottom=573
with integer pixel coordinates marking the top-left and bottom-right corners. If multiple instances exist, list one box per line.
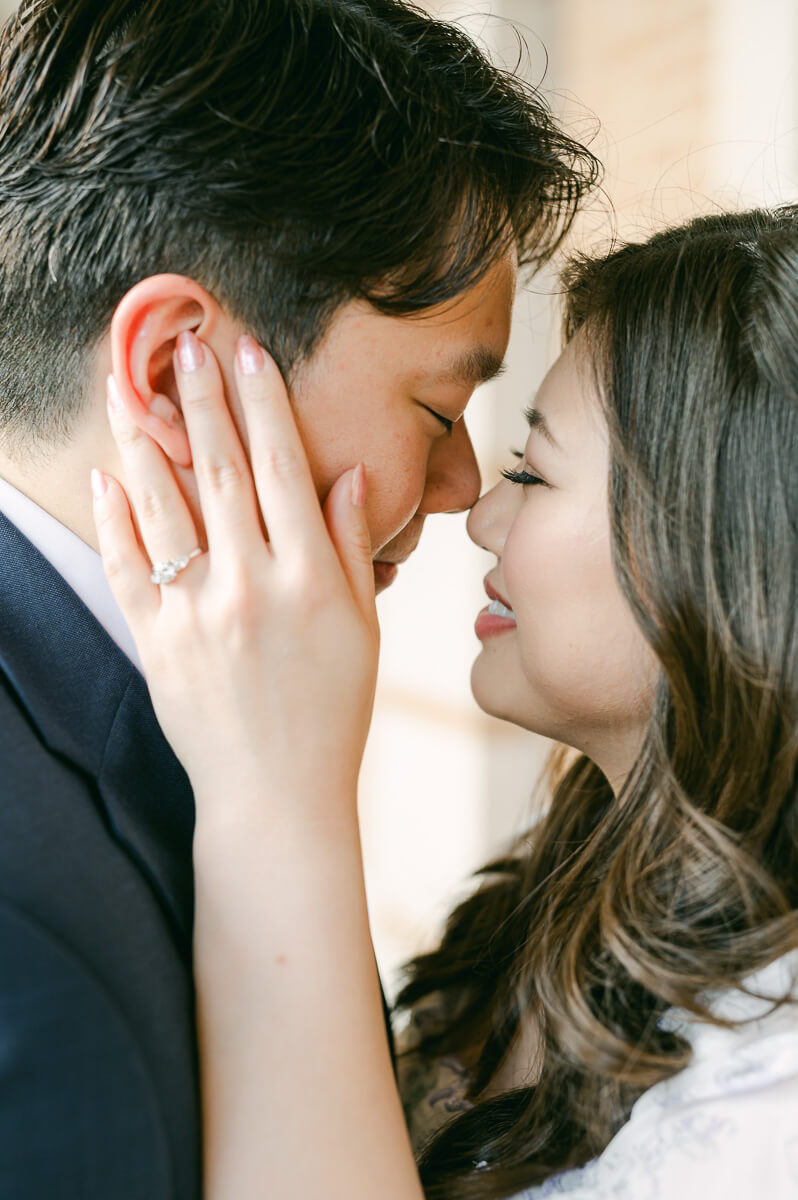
left=501, top=448, right=547, bottom=488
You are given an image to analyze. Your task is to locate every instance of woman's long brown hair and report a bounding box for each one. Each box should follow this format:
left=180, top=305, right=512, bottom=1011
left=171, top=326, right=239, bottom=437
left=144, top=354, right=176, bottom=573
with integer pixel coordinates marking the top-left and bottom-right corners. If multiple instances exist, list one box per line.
left=394, top=208, right=798, bottom=1198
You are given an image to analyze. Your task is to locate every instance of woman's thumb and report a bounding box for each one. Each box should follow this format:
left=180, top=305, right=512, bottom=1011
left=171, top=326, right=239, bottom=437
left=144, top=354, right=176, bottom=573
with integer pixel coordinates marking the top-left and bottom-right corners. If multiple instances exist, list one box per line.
left=323, top=464, right=377, bottom=623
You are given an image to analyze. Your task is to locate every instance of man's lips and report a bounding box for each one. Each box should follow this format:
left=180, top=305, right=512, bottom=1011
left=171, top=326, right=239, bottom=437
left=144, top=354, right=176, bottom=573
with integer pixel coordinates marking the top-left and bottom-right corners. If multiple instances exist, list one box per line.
left=372, top=541, right=420, bottom=595
left=373, top=561, right=399, bottom=593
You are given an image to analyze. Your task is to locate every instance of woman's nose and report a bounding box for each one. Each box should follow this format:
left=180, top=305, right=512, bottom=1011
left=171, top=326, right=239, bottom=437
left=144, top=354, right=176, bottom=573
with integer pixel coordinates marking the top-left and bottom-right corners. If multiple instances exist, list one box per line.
left=466, top=478, right=514, bottom=555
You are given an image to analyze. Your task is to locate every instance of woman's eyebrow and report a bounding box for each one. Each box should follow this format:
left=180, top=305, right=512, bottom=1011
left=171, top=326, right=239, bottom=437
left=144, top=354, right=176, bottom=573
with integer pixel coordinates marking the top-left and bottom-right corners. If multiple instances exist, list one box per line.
left=524, top=404, right=561, bottom=450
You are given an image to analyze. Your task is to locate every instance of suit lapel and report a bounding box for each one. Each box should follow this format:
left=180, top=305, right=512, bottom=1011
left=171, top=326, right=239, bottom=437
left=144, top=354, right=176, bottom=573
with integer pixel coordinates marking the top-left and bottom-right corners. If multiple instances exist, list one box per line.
left=0, top=512, right=195, bottom=956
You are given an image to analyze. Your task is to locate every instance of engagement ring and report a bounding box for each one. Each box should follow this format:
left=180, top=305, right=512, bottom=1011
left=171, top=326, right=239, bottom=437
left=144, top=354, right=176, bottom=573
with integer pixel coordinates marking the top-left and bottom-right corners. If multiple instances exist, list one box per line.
left=150, top=547, right=205, bottom=585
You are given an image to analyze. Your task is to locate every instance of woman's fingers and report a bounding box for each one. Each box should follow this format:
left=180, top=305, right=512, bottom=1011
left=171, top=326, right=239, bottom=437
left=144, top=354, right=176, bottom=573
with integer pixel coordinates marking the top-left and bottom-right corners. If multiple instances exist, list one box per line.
left=91, top=468, right=159, bottom=632
left=173, top=332, right=262, bottom=563
left=233, top=337, right=335, bottom=564
left=106, top=333, right=365, bottom=613
left=106, top=375, right=201, bottom=574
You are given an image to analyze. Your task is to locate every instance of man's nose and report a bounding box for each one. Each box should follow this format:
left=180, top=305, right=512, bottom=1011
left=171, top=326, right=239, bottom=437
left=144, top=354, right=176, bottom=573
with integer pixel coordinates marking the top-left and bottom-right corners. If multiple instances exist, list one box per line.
left=419, top=420, right=482, bottom=516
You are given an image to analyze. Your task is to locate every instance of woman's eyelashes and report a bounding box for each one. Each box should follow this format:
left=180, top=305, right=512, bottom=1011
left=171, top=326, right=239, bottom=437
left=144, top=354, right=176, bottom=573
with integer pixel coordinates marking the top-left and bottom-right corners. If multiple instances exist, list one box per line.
left=501, top=448, right=548, bottom=488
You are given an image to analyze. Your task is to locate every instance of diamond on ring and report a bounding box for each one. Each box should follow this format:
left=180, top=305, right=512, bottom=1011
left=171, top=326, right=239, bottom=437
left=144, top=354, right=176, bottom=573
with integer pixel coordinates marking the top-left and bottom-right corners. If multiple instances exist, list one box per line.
left=150, top=547, right=204, bottom=585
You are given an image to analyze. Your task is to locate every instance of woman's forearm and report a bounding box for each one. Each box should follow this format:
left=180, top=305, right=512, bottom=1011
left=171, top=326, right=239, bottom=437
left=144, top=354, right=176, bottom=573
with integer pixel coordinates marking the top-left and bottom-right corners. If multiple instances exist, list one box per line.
left=93, top=336, right=408, bottom=1195
left=193, top=801, right=425, bottom=1200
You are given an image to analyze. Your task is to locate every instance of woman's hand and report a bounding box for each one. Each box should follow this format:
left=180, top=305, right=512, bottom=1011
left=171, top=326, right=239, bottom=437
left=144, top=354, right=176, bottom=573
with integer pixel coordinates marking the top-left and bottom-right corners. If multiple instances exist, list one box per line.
left=91, top=331, right=380, bottom=821
left=92, top=331, right=422, bottom=1200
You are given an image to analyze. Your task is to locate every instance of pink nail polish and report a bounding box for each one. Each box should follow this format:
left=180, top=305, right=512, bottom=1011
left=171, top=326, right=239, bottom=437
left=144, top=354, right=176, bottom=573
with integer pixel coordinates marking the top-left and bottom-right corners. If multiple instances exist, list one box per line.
left=237, top=335, right=265, bottom=375
left=351, top=463, right=367, bottom=508
left=176, top=330, right=204, bottom=372
left=91, top=468, right=108, bottom=498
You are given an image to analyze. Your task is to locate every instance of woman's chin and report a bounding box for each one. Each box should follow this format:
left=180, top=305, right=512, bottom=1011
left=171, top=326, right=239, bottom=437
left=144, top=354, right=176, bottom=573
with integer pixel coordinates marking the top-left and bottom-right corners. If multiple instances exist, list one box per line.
left=470, top=655, right=563, bottom=741
left=470, top=655, right=519, bottom=724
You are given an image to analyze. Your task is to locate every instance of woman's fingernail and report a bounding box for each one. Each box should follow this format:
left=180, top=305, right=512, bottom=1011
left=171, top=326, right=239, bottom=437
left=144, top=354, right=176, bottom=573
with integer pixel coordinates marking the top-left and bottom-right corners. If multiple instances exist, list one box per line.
left=176, top=330, right=204, bottom=372
left=107, top=374, right=124, bottom=413
left=91, top=468, right=108, bottom=499
left=237, top=334, right=266, bottom=375
left=351, top=463, right=367, bottom=509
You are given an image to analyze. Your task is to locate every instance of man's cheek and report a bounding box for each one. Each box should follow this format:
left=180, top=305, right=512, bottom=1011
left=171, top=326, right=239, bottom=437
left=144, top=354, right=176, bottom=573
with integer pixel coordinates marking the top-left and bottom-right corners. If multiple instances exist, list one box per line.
left=368, top=478, right=426, bottom=551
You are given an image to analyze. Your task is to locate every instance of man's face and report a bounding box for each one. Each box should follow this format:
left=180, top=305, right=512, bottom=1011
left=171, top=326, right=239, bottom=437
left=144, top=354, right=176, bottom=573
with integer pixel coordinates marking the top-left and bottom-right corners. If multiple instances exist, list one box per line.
left=162, top=251, right=514, bottom=595
left=284, top=253, right=516, bottom=592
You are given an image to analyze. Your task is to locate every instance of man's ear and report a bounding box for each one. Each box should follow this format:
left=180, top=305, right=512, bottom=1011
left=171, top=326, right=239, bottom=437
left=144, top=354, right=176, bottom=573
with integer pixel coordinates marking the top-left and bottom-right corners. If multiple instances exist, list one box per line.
left=109, top=274, right=222, bottom=468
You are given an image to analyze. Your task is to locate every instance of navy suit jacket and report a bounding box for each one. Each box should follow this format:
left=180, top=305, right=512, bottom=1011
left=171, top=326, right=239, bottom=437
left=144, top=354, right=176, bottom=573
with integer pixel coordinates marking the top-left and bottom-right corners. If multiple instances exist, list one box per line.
left=0, top=508, right=397, bottom=1199
left=0, top=511, right=200, bottom=1198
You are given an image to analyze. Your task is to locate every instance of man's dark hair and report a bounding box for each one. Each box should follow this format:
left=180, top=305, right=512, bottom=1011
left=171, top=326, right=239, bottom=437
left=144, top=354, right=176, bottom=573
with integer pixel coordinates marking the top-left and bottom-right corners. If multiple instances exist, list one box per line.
left=0, top=0, right=599, bottom=452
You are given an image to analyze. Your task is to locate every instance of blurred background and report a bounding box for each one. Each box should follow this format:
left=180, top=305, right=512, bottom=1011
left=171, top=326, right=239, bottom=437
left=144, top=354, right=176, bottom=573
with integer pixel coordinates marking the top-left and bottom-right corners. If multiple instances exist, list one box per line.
left=359, top=0, right=798, bottom=995
left=0, top=0, right=793, bottom=994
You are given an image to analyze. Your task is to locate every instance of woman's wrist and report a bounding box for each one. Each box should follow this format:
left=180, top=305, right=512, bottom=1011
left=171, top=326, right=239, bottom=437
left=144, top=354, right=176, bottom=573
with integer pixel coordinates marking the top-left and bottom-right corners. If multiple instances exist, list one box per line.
left=192, top=791, right=423, bottom=1200
left=192, top=782, right=362, bottom=873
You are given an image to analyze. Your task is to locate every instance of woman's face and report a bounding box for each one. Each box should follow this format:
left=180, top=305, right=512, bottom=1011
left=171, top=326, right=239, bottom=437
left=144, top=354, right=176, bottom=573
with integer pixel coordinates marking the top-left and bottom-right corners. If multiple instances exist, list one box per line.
left=467, top=339, right=657, bottom=789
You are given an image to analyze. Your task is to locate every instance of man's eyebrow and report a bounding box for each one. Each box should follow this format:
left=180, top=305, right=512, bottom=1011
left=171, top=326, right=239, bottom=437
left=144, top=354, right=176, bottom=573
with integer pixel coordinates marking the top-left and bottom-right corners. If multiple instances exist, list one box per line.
left=430, top=346, right=507, bottom=387
left=524, top=404, right=561, bottom=450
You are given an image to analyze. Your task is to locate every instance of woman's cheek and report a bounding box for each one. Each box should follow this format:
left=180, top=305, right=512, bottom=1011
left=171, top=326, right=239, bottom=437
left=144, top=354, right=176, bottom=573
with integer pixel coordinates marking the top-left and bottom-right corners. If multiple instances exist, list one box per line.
left=503, top=510, right=571, bottom=623
left=505, top=510, right=608, bottom=675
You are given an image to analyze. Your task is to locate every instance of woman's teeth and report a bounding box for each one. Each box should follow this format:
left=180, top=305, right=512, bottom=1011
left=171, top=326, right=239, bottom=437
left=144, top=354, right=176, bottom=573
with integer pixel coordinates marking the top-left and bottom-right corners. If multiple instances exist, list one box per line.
left=488, top=599, right=515, bottom=620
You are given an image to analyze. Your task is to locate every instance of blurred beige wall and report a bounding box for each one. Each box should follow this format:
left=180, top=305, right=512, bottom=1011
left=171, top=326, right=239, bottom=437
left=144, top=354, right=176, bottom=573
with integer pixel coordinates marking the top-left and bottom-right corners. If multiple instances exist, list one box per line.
left=559, top=0, right=798, bottom=234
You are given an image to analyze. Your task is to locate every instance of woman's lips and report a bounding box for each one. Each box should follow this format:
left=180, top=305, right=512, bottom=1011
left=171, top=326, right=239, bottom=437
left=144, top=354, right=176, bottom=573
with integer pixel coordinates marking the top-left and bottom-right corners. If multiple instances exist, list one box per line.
left=475, top=605, right=517, bottom=640
left=476, top=579, right=517, bottom=640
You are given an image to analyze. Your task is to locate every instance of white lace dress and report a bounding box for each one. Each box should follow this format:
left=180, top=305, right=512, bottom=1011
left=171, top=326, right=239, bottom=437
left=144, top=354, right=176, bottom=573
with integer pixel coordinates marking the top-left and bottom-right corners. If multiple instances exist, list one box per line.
left=397, top=950, right=798, bottom=1199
